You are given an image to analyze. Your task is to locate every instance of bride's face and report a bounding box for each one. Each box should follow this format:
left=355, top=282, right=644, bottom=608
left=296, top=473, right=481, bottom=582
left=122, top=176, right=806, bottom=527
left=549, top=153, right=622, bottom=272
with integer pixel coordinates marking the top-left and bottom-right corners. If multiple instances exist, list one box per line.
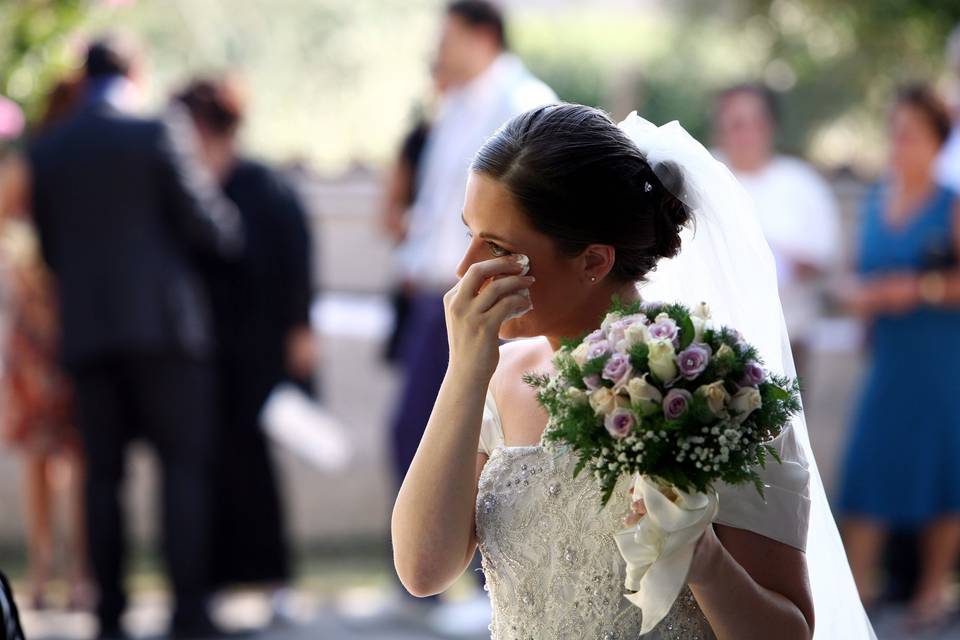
left=457, top=172, right=593, bottom=340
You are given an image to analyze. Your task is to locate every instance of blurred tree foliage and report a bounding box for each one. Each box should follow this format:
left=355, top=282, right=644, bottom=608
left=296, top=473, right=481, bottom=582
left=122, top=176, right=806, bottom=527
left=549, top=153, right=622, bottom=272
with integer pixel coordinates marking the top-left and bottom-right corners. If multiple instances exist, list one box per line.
left=4, top=0, right=955, bottom=170
left=517, top=1, right=960, bottom=167
left=0, top=0, right=91, bottom=124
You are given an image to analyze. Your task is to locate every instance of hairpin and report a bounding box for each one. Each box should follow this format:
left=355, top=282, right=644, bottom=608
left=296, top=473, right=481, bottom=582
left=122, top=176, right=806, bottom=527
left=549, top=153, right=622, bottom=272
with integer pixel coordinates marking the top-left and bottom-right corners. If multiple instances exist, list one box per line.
left=644, top=181, right=653, bottom=192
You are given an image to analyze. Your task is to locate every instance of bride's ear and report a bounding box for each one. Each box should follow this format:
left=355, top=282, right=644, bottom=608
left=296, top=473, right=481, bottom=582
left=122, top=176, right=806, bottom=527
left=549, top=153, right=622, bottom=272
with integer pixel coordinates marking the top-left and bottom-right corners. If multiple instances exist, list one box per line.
left=581, top=244, right=616, bottom=284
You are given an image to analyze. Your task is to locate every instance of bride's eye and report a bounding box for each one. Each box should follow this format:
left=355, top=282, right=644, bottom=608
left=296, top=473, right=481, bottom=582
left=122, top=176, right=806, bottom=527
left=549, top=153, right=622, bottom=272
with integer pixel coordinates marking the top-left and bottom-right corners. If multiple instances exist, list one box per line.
left=487, top=241, right=509, bottom=257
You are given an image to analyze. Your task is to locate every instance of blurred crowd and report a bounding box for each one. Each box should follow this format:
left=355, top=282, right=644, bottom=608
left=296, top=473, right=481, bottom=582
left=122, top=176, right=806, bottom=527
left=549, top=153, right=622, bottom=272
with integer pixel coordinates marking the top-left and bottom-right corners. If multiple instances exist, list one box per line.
left=0, top=33, right=318, bottom=640
left=0, top=1, right=958, bottom=639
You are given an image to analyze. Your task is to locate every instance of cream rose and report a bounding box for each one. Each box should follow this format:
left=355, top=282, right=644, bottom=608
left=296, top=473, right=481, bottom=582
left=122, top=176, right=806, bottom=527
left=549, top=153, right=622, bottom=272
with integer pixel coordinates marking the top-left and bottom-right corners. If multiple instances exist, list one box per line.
left=624, top=322, right=649, bottom=348
left=626, top=374, right=663, bottom=416
left=647, top=339, right=678, bottom=382
left=588, top=387, right=616, bottom=416
left=692, top=301, right=711, bottom=320
left=696, top=380, right=730, bottom=416
left=730, top=386, right=762, bottom=423
left=600, top=312, right=622, bottom=334
left=567, top=387, right=588, bottom=405
left=571, top=342, right=591, bottom=367
left=716, top=343, right=735, bottom=360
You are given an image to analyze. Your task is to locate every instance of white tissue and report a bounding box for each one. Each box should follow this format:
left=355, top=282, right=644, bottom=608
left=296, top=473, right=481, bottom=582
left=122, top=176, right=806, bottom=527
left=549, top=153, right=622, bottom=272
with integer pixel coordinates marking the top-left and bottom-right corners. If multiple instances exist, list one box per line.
left=515, top=254, right=530, bottom=276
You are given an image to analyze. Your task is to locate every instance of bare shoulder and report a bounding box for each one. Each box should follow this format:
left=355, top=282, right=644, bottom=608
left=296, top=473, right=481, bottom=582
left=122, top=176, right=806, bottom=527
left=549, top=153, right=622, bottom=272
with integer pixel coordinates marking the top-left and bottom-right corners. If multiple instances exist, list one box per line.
left=491, top=337, right=553, bottom=394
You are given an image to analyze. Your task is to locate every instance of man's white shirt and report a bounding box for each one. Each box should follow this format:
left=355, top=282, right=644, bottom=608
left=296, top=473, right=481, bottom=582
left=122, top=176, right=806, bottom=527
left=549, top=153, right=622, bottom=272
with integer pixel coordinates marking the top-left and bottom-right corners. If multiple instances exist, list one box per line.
left=717, top=154, right=841, bottom=340
left=398, top=54, right=557, bottom=291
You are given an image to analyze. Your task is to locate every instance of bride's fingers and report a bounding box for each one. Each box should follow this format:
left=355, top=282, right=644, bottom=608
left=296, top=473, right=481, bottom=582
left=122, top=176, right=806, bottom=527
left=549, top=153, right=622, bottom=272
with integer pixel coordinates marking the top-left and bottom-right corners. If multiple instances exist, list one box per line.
left=454, top=256, right=526, bottom=305
left=474, top=274, right=535, bottom=313
left=486, top=291, right=533, bottom=328
left=631, top=498, right=646, bottom=516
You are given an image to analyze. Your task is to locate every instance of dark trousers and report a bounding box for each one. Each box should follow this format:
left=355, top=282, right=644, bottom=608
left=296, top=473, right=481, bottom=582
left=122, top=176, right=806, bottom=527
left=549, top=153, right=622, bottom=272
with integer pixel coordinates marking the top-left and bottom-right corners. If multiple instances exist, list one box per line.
left=390, top=294, right=448, bottom=489
left=71, top=353, right=217, bottom=630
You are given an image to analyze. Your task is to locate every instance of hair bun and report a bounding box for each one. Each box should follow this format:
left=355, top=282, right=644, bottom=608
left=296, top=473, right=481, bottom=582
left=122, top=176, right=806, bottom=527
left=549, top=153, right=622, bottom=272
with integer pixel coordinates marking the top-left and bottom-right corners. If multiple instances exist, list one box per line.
left=471, top=103, right=695, bottom=283
left=648, top=160, right=691, bottom=260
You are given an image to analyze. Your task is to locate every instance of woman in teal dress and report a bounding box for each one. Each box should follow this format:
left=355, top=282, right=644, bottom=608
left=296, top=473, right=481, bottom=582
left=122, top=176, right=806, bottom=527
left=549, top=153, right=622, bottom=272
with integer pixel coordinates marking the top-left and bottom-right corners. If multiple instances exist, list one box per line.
left=839, top=85, right=960, bottom=627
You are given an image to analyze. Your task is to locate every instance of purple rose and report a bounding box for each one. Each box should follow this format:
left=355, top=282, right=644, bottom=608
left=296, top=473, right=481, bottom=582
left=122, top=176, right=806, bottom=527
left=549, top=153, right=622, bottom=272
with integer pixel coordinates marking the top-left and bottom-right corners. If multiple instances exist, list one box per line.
left=677, top=343, right=711, bottom=380
left=662, top=388, right=693, bottom=420
left=585, top=329, right=606, bottom=344
left=728, top=328, right=748, bottom=348
left=583, top=374, right=602, bottom=391
left=601, top=352, right=633, bottom=390
left=604, top=407, right=636, bottom=439
left=586, top=339, right=612, bottom=361
left=647, top=318, right=679, bottom=346
left=740, top=362, right=766, bottom=387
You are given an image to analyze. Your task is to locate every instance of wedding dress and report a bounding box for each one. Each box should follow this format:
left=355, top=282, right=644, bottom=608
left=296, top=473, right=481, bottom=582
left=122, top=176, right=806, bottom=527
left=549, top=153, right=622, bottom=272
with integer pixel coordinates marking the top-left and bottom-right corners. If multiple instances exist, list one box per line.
left=477, top=391, right=716, bottom=640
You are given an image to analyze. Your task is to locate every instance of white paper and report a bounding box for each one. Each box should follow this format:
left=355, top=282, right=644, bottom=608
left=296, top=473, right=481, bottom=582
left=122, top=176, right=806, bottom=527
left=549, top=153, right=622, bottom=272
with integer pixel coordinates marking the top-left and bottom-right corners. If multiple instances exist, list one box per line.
left=260, top=383, right=352, bottom=472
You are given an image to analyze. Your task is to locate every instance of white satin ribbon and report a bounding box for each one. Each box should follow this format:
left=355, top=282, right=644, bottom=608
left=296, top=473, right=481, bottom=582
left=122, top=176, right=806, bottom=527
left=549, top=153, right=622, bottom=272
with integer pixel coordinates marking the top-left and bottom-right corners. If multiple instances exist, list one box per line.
left=614, top=474, right=719, bottom=634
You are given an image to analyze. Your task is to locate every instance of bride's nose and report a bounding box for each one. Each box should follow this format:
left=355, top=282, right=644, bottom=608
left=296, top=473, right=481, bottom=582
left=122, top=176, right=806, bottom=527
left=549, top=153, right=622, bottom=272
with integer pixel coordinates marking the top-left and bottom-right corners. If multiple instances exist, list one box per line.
left=455, top=240, right=483, bottom=279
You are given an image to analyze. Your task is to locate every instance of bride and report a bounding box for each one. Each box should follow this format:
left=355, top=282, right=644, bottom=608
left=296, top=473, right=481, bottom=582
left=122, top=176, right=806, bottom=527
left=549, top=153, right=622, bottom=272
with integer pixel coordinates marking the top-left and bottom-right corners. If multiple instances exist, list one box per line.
left=391, top=103, right=875, bottom=638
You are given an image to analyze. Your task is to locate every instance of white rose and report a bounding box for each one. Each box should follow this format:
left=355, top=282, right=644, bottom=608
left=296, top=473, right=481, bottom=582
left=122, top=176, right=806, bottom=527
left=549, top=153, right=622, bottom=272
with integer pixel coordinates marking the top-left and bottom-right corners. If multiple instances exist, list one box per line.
left=567, top=387, right=588, bottom=405
left=692, top=301, right=711, bottom=320
left=730, top=386, right=762, bottom=423
left=655, top=312, right=671, bottom=323
left=647, top=339, right=677, bottom=383
left=600, top=312, right=622, bottom=333
left=696, top=380, right=730, bottom=416
left=626, top=374, right=663, bottom=416
left=624, top=322, right=649, bottom=348
left=589, top=387, right=616, bottom=416
left=571, top=342, right=591, bottom=367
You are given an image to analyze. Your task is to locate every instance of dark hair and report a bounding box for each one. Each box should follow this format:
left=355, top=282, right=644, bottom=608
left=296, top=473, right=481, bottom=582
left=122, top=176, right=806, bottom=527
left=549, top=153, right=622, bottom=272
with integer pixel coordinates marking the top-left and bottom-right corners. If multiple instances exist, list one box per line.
left=447, top=0, right=507, bottom=50
left=714, top=82, right=779, bottom=126
left=38, top=77, right=82, bottom=132
left=472, top=104, right=692, bottom=282
left=894, top=83, right=951, bottom=146
left=175, top=77, right=246, bottom=136
left=84, top=35, right=137, bottom=80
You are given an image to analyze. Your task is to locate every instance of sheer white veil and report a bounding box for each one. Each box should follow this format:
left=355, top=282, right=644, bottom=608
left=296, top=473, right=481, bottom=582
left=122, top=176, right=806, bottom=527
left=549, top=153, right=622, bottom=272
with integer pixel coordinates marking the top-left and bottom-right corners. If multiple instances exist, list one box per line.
left=619, top=112, right=876, bottom=639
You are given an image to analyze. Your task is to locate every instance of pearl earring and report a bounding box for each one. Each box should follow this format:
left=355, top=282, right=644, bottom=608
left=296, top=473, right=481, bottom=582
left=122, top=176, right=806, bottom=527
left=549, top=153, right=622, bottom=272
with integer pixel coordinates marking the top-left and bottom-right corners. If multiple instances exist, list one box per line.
left=590, top=276, right=597, bottom=283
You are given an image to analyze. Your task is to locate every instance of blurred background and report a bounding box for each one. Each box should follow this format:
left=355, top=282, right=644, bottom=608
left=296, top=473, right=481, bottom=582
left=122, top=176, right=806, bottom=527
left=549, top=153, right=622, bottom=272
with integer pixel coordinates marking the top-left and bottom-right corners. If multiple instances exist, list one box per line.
left=0, top=0, right=959, bottom=639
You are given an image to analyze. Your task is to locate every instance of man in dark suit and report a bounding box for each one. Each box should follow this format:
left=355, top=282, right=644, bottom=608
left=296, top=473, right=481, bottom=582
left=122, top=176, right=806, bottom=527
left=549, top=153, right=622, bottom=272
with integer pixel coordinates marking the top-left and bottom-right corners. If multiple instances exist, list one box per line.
left=29, top=36, right=243, bottom=639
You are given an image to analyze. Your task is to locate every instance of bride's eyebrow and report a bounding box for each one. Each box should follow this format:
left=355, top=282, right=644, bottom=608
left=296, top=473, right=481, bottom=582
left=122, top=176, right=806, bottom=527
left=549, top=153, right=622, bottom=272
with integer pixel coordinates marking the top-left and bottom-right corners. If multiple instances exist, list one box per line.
left=461, top=212, right=513, bottom=245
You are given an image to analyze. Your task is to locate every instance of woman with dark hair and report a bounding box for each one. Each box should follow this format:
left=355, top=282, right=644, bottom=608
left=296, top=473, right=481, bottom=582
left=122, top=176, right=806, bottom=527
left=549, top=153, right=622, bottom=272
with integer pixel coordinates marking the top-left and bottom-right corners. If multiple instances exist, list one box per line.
left=839, top=84, right=960, bottom=628
left=392, top=103, right=874, bottom=638
left=175, top=76, right=315, bottom=617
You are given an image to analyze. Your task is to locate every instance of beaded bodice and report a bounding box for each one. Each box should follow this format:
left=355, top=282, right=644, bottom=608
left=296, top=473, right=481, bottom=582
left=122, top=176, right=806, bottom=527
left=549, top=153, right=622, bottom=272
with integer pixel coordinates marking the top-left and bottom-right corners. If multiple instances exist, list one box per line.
left=475, top=445, right=716, bottom=639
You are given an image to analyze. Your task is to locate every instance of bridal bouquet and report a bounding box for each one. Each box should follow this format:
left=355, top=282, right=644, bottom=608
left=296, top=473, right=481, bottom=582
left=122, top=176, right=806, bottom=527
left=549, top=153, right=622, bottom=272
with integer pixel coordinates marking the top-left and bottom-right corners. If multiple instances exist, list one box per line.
left=524, top=298, right=800, bottom=632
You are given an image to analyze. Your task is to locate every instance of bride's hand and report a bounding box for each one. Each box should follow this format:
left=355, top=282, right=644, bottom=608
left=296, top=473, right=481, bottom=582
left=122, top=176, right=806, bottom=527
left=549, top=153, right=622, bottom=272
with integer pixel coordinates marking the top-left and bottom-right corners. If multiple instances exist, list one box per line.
left=687, top=523, right=723, bottom=586
left=444, top=254, right=535, bottom=381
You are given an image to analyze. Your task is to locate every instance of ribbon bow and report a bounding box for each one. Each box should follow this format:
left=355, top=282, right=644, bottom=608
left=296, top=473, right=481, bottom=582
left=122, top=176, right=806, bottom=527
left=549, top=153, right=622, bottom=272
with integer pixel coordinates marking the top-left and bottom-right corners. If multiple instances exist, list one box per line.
left=614, top=474, right=719, bottom=634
